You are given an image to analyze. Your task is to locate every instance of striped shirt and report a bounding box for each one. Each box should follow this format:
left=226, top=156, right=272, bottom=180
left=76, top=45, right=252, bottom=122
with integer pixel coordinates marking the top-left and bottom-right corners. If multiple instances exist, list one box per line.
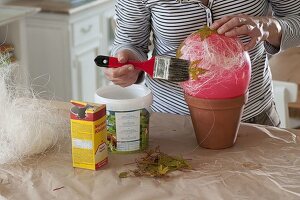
left=111, top=0, right=300, bottom=121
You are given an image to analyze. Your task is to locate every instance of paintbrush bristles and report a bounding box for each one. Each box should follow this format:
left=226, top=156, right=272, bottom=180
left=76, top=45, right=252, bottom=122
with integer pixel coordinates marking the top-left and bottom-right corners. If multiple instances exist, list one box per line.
left=168, top=57, right=190, bottom=82
left=153, top=56, right=190, bottom=82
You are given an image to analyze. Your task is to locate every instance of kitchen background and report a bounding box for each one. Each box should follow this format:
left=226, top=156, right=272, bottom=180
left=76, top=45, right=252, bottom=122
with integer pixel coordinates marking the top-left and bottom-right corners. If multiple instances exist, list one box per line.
left=0, top=0, right=116, bottom=102
left=0, top=0, right=300, bottom=128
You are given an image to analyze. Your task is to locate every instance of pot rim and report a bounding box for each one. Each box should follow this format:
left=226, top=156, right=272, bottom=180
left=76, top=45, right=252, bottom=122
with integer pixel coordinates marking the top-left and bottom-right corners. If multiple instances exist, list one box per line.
left=185, top=92, right=248, bottom=110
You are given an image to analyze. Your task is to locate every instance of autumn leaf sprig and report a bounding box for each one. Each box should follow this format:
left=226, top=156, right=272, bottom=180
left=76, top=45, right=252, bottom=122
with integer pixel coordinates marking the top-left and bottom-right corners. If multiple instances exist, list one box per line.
left=119, top=147, right=191, bottom=178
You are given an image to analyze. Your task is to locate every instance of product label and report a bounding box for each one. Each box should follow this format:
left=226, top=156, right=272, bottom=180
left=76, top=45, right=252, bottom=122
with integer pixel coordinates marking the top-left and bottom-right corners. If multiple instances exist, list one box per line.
left=115, top=111, right=140, bottom=151
left=72, top=139, right=93, bottom=149
left=115, top=111, right=140, bottom=141
left=106, top=109, right=150, bottom=153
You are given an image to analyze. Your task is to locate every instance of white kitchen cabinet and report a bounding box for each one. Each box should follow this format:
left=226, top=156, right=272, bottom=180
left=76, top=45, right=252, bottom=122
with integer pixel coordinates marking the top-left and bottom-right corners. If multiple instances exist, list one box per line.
left=73, top=43, right=99, bottom=102
left=22, top=0, right=115, bottom=102
left=0, top=6, right=40, bottom=77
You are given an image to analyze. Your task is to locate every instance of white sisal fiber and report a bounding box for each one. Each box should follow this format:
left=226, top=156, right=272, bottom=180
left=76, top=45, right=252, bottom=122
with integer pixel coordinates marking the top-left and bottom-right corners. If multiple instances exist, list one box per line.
left=0, top=56, right=67, bottom=164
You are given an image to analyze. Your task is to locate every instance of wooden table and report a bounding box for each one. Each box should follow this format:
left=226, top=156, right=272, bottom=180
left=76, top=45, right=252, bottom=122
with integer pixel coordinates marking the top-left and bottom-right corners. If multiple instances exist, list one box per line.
left=1, top=102, right=300, bottom=199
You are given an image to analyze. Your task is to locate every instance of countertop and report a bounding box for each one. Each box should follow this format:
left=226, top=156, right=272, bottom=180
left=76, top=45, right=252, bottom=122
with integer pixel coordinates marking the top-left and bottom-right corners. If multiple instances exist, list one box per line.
left=0, top=101, right=300, bottom=199
left=7, top=0, right=111, bottom=14
left=0, top=5, right=40, bottom=26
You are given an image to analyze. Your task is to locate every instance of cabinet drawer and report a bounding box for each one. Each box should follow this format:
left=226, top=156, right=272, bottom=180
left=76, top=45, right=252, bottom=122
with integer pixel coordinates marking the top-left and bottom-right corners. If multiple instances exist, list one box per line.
left=73, top=16, right=100, bottom=47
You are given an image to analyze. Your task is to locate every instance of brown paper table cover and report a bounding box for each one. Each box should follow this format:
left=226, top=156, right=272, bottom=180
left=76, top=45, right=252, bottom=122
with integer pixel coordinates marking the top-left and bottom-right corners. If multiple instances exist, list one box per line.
left=0, top=102, right=300, bottom=200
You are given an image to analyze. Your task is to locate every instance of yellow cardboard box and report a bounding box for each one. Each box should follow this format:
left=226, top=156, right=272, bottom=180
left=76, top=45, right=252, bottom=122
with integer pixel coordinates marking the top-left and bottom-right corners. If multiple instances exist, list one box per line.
left=70, top=100, right=108, bottom=170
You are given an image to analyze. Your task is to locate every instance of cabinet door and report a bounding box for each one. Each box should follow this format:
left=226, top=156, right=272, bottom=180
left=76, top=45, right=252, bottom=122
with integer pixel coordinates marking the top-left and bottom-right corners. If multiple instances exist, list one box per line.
left=26, top=21, right=72, bottom=101
left=73, top=46, right=100, bottom=102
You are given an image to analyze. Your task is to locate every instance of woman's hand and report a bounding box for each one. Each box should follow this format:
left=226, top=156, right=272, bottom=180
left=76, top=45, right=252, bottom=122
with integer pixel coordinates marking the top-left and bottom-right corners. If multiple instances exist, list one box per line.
left=102, top=50, right=142, bottom=87
left=210, top=14, right=282, bottom=51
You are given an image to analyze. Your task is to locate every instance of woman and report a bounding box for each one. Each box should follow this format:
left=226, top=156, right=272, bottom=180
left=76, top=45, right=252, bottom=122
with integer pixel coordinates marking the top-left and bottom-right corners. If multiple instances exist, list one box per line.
left=103, top=0, right=300, bottom=126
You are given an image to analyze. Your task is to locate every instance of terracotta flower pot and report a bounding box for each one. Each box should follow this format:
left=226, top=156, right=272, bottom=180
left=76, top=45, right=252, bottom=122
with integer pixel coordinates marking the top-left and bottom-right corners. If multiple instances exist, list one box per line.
left=185, top=93, right=248, bottom=149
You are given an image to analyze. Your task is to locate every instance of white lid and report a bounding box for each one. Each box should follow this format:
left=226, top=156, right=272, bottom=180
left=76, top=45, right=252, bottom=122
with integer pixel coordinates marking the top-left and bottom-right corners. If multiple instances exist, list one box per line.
left=94, top=84, right=153, bottom=111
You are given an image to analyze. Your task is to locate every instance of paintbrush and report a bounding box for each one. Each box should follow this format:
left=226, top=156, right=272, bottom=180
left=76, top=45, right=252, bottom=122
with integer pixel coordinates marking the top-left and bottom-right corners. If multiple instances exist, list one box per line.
left=94, top=55, right=190, bottom=82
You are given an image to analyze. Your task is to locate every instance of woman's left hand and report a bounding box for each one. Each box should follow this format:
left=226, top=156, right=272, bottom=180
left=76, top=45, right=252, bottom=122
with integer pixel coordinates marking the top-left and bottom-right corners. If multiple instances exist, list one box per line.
left=210, top=14, right=282, bottom=51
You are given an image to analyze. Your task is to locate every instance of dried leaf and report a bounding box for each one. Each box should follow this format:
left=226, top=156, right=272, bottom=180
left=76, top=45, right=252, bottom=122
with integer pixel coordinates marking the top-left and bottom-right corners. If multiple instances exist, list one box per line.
left=195, top=25, right=218, bottom=41
left=158, top=165, right=169, bottom=175
left=189, top=61, right=207, bottom=80
left=119, top=147, right=191, bottom=178
left=119, top=172, right=129, bottom=178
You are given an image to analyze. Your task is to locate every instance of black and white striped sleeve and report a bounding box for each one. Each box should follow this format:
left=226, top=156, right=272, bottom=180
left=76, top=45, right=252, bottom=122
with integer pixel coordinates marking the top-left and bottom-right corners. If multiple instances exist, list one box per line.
left=265, top=0, right=300, bottom=54
left=110, top=0, right=151, bottom=61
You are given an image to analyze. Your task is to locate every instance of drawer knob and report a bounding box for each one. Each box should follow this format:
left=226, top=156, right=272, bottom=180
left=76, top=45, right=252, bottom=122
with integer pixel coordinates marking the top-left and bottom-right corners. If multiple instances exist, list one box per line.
left=81, top=25, right=92, bottom=34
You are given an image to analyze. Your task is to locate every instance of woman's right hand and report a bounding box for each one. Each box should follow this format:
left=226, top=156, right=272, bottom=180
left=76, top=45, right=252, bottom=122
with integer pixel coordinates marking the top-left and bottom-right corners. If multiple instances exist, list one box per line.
left=102, top=50, right=142, bottom=87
